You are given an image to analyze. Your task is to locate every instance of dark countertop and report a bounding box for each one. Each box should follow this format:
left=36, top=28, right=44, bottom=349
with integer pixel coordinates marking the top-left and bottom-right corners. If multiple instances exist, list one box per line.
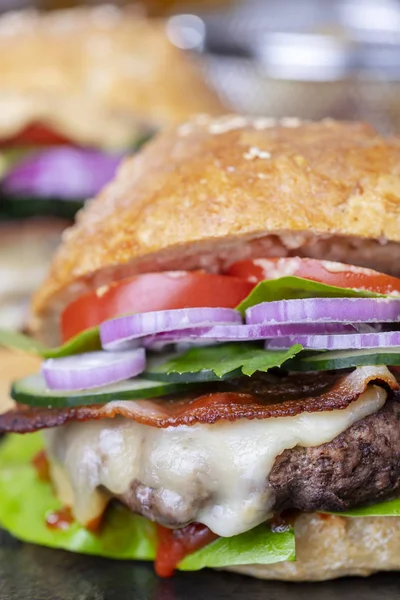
left=1, top=529, right=399, bottom=600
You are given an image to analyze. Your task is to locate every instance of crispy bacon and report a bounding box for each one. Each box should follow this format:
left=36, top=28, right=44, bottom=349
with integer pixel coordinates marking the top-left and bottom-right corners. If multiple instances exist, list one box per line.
left=0, top=366, right=398, bottom=434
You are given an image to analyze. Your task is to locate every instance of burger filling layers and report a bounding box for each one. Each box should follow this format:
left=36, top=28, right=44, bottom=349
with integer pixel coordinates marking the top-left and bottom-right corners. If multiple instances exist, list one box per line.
left=1, top=256, right=400, bottom=575
left=45, top=383, right=387, bottom=536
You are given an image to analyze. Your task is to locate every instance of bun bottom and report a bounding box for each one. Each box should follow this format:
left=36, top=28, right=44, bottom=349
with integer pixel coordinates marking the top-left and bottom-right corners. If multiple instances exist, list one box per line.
left=226, top=513, right=400, bottom=581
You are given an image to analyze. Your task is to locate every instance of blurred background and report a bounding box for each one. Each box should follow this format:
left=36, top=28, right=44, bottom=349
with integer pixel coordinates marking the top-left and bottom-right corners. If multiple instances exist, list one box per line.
left=1, top=0, right=399, bottom=130
left=0, top=0, right=399, bottom=340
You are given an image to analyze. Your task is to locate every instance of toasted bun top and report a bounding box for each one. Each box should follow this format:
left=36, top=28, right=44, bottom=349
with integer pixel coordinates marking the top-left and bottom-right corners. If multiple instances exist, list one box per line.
left=0, top=6, right=222, bottom=149
left=32, top=116, right=400, bottom=340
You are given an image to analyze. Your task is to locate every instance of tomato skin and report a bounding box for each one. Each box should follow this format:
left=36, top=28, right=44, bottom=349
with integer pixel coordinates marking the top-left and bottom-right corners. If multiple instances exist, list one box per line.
left=226, top=258, right=400, bottom=295
left=155, top=523, right=218, bottom=577
left=1, top=123, right=74, bottom=147
left=61, top=272, right=254, bottom=341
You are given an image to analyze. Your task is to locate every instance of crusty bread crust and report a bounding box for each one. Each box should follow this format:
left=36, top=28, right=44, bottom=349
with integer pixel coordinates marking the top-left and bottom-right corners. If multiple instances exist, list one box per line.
left=228, top=513, right=400, bottom=581
left=0, top=6, right=222, bottom=148
left=31, top=116, right=400, bottom=340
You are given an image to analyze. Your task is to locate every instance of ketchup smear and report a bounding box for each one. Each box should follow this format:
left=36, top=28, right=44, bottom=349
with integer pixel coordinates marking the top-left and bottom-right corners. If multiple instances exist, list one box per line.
left=155, top=523, right=218, bottom=577
left=32, top=450, right=51, bottom=483
left=46, top=507, right=74, bottom=531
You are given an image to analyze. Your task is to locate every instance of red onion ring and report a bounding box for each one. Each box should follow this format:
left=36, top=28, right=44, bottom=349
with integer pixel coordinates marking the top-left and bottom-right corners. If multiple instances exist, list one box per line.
left=100, top=308, right=242, bottom=350
left=42, top=349, right=146, bottom=390
left=266, top=331, right=400, bottom=350
left=143, top=322, right=358, bottom=350
left=2, top=148, right=122, bottom=199
left=246, top=298, right=400, bottom=325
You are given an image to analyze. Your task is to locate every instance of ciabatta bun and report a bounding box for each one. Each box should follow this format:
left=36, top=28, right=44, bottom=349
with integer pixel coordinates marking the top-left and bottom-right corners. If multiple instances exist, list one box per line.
left=229, top=512, right=400, bottom=581
left=32, top=116, right=400, bottom=342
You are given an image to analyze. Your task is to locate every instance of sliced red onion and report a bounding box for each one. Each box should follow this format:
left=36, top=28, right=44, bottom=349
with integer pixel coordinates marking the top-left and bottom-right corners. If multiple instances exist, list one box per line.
left=2, top=148, right=122, bottom=199
left=143, top=322, right=357, bottom=350
left=42, top=349, right=145, bottom=391
left=100, top=308, right=242, bottom=350
left=246, top=298, right=400, bottom=325
left=266, top=331, right=400, bottom=350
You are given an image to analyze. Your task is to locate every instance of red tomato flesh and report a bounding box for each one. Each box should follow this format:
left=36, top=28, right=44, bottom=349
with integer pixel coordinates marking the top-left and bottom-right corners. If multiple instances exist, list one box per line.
left=155, top=523, right=218, bottom=577
left=0, top=122, right=74, bottom=147
left=61, top=272, right=254, bottom=341
left=226, top=258, right=400, bottom=295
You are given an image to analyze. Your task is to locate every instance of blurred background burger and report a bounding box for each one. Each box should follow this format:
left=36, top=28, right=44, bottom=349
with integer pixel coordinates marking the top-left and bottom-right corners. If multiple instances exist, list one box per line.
left=0, top=2, right=223, bottom=331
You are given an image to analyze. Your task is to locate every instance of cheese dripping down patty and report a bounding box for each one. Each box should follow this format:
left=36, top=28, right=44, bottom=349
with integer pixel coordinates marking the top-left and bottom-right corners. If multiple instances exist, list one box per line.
left=44, top=384, right=387, bottom=538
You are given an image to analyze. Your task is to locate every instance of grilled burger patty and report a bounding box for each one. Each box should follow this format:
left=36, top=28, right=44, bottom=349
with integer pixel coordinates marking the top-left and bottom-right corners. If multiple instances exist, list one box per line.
left=116, top=395, right=400, bottom=525
left=38, top=370, right=399, bottom=534
left=269, top=393, right=400, bottom=513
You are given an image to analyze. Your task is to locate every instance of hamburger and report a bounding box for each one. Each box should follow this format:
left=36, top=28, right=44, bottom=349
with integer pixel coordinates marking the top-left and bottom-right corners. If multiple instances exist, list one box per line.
left=0, top=4, right=222, bottom=329
left=1, top=116, right=400, bottom=580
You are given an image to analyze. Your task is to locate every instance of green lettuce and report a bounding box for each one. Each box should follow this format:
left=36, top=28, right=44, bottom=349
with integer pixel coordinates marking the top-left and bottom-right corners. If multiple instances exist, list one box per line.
left=42, top=327, right=101, bottom=358
left=146, top=343, right=302, bottom=381
left=180, top=522, right=295, bottom=570
left=237, top=276, right=384, bottom=315
left=0, top=327, right=101, bottom=358
left=0, top=434, right=295, bottom=570
left=0, top=329, right=46, bottom=355
left=329, top=498, right=400, bottom=518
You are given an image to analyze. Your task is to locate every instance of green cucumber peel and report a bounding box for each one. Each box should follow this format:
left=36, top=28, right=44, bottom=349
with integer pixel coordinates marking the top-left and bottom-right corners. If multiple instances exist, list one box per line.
left=11, top=373, right=192, bottom=408
left=288, top=347, right=400, bottom=371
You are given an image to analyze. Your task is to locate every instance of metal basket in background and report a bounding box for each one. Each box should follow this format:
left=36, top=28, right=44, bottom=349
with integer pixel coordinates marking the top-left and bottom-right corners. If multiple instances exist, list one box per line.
left=169, top=0, right=400, bottom=133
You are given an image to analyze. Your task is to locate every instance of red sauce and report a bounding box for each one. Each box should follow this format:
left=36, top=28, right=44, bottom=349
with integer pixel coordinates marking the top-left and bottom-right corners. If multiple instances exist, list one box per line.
left=32, top=450, right=51, bottom=483
left=46, top=507, right=74, bottom=531
left=86, top=514, right=104, bottom=533
left=0, top=122, right=74, bottom=147
left=155, top=523, right=218, bottom=577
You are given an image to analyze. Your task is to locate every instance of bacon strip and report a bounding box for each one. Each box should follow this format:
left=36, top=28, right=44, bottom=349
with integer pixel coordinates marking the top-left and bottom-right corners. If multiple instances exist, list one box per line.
left=0, top=366, right=398, bottom=433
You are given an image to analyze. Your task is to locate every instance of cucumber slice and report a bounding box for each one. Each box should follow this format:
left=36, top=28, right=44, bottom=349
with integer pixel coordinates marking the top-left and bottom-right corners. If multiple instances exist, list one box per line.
left=0, top=195, right=83, bottom=220
left=11, top=373, right=191, bottom=408
left=289, top=347, right=400, bottom=371
left=144, top=366, right=234, bottom=383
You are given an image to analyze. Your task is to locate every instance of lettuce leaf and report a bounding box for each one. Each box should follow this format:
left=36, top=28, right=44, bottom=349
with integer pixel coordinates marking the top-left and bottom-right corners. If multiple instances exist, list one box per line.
left=329, top=498, right=400, bottom=518
left=147, top=343, right=302, bottom=380
left=0, top=329, right=46, bottom=355
left=0, top=434, right=295, bottom=570
left=42, top=327, right=101, bottom=358
left=237, top=276, right=384, bottom=315
left=0, top=327, right=101, bottom=358
left=180, top=522, right=295, bottom=570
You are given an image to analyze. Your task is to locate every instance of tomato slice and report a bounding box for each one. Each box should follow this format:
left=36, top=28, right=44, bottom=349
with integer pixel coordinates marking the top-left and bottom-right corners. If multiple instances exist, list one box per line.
left=61, top=272, right=254, bottom=341
left=155, top=523, right=218, bottom=577
left=1, top=123, right=74, bottom=147
left=226, top=258, right=400, bottom=295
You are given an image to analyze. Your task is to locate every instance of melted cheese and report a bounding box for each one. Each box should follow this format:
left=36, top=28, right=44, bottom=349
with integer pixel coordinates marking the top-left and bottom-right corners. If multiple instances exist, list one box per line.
left=45, top=385, right=386, bottom=537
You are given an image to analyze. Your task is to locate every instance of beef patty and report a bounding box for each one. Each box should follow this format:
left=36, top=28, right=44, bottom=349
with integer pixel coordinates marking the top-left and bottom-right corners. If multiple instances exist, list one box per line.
left=119, top=394, right=400, bottom=525
left=269, top=393, right=400, bottom=512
